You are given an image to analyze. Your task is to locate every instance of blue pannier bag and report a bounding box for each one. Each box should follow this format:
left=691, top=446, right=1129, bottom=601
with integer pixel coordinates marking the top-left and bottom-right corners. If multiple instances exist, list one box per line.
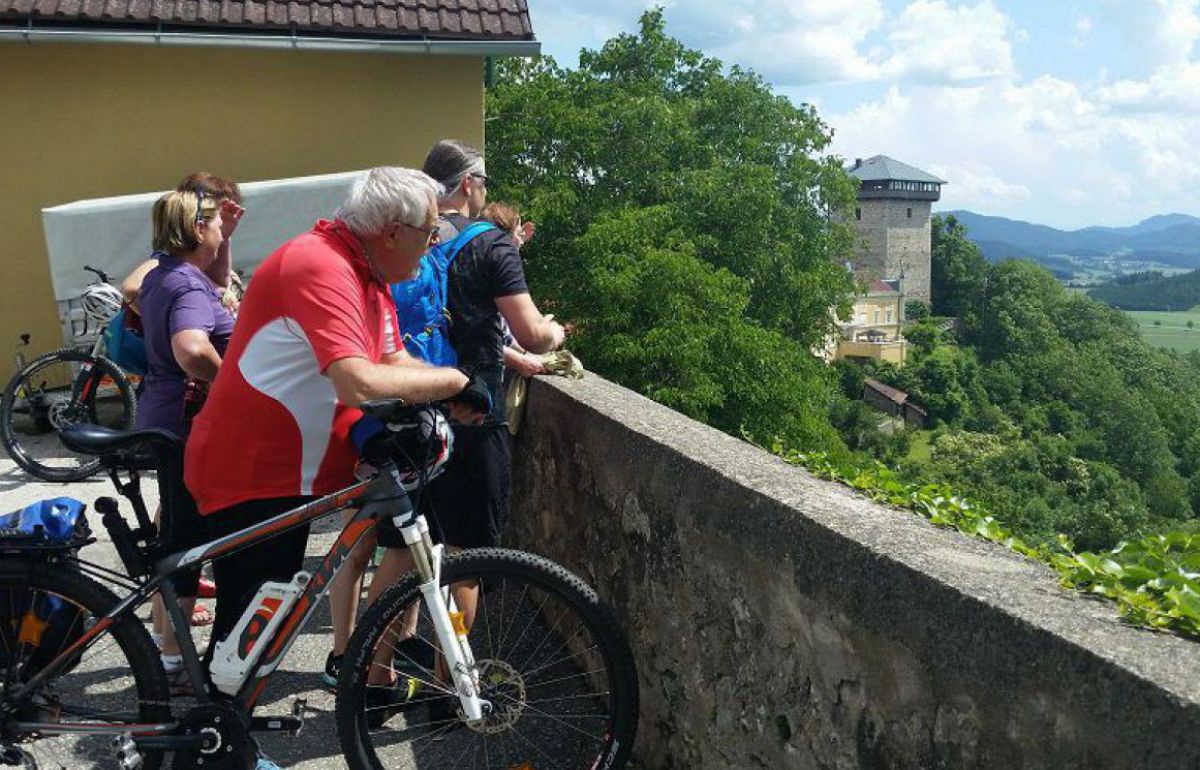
left=104, top=306, right=148, bottom=376
left=389, top=221, right=496, bottom=366
left=0, top=498, right=89, bottom=679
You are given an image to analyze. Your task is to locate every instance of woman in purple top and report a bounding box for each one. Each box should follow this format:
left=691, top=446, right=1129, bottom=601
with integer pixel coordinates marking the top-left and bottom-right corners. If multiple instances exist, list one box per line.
left=137, top=190, right=236, bottom=439
left=137, top=187, right=236, bottom=693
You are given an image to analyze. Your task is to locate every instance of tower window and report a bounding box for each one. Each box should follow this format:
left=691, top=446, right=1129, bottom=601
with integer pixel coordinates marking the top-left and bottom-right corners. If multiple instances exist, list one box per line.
left=855, top=207, right=861, bottom=221
left=907, top=207, right=913, bottom=219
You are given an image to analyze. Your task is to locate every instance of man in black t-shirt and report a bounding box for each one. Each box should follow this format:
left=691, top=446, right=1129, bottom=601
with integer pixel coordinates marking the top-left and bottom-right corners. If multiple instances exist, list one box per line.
left=419, top=140, right=566, bottom=553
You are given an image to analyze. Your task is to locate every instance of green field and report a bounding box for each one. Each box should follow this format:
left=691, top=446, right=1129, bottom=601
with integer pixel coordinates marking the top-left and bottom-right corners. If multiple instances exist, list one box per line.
left=1127, top=306, right=1200, bottom=353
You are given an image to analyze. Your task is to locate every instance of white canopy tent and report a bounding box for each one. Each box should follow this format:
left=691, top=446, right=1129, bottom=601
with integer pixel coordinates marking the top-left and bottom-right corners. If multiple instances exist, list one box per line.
left=41, top=170, right=364, bottom=343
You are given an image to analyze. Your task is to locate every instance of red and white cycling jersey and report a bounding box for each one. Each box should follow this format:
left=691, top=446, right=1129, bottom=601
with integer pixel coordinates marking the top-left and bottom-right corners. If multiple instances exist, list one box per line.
left=185, top=219, right=400, bottom=515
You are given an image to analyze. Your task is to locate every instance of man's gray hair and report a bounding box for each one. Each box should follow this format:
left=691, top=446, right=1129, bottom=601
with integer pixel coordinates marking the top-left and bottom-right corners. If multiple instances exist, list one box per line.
left=337, top=167, right=443, bottom=237
left=421, top=139, right=485, bottom=200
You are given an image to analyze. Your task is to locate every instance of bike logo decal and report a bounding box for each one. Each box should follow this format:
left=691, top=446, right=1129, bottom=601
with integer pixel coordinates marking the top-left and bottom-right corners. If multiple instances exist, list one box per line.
left=238, top=596, right=283, bottom=659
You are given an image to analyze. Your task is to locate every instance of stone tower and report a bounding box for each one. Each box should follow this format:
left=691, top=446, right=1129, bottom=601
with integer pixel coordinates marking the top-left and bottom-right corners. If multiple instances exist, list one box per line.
left=847, top=155, right=946, bottom=305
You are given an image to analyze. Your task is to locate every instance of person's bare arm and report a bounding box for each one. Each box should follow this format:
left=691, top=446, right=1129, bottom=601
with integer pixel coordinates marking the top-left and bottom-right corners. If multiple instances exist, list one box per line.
left=170, top=330, right=222, bottom=382
left=326, top=356, right=468, bottom=408
left=204, top=239, right=233, bottom=290
left=121, top=259, right=158, bottom=308
left=504, top=345, right=545, bottom=377
left=204, top=199, right=244, bottom=290
left=496, top=292, right=565, bottom=354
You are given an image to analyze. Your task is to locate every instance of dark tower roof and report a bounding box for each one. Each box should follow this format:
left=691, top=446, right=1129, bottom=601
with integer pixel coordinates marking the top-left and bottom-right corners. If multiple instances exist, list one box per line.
left=847, top=155, right=947, bottom=184
left=848, top=155, right=944, bottom=202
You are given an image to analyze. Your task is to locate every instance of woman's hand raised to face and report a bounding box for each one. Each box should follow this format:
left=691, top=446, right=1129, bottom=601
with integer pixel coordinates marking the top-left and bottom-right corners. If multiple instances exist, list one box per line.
left=219, top=199, right=245, bottom=240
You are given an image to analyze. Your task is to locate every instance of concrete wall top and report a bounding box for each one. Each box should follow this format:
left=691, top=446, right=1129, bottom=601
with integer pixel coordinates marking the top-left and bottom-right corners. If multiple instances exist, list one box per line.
left=511, top=373, right=1200, bottom=768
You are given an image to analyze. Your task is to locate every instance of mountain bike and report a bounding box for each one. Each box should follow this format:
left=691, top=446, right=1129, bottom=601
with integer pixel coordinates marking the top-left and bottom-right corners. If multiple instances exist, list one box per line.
left=0, top=266, right=138, bottom=482
left=0, top=399, right=638, bottom=770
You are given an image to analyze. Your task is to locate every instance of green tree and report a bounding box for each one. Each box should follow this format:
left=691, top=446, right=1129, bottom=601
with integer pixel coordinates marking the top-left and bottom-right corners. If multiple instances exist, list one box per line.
left=930, top=214, right=989, bottom=322
left=486, top=10, right=858, bottom=454
left=974, top=259, right=1064, bottom=360
left=904, top=299, right=930, bottom=320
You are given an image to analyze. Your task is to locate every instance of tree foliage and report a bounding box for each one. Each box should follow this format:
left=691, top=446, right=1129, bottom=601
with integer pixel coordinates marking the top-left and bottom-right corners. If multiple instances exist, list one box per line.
left=486, top=10, right=856, bottom=453
left=875, top=218, right=1200, bottom=549
left=1089, top=269, right=1200, bottom=311
left=930, top=214, right=989, bottom=322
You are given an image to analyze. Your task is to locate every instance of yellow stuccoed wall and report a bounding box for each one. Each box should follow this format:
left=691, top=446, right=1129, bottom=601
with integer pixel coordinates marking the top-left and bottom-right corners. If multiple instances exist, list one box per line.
left=0, top=42, right=484, bottom=379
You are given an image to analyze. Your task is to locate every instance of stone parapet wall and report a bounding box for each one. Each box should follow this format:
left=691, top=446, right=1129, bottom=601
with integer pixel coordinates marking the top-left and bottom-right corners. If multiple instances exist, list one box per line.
left=509, top=374, right=1200, bottom=769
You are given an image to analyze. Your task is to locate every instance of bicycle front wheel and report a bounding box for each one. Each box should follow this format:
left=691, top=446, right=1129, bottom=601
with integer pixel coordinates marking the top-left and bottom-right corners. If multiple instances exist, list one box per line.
left=0, top=348, right=136, bottom=482
left=0, top=559, right=169, bottom=770
left=336, top=548, right=639, bottom=770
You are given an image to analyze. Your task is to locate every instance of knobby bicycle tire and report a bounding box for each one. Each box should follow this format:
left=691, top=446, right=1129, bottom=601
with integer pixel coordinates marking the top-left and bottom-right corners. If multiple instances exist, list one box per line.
left=0, top=559, right=169, bottom=770
left=336, top=548, right=639, bottom=770
left=0, top=348, right=137, bottom=482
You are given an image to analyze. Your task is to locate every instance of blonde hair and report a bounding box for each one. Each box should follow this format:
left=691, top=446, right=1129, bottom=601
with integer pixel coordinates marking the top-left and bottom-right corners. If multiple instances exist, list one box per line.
left=152, top=189, right=217, bottom=255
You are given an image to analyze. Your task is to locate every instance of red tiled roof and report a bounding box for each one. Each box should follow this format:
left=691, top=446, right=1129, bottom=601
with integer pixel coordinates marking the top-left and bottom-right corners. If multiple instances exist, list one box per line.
left=0, top=0, right=533, bottom=39
left=864, top=378, right=908, bottom=405
left=868, top=279, right=900, bottom=295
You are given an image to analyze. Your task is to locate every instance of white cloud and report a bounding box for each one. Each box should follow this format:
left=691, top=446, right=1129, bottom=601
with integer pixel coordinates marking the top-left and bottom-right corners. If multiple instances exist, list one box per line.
left=1093, top=61, right=1200, bottom=114
left=525, top=0, right=1200, bottom=227
left=1151, top=0, right=1200, bottom=65
left=826, top=76, right=1200, bottom=227
left=1071, top=15, right=1092, bottom=47
left=1003, top=76, right=1097, bottom=133
left=928, top=160, right=1031, bottom=206
left=535, top=0, right=1020, bottom=87
left=697, top=0, right=887, bottom=85
left=880, top=1, right=1016, bottom=83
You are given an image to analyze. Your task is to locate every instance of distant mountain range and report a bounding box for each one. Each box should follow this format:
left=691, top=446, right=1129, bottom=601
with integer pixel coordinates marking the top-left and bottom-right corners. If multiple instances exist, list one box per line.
left=940, top=210, right=1200, bottom=269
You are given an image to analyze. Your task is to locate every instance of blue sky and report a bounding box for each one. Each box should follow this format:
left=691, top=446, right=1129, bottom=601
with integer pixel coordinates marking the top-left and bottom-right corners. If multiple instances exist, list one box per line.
left=525, top=0, right=1200, bottom=230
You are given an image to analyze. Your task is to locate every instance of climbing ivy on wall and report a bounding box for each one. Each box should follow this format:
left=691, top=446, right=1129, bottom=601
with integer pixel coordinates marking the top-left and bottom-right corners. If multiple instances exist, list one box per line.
left=778, top=446, right=1200, bottom=639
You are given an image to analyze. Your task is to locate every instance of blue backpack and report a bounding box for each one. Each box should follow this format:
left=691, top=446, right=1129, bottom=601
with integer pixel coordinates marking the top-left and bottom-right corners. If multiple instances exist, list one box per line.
left=104, top=307, right=148, bottom=376
left=390, top=221, right=496, bottom=366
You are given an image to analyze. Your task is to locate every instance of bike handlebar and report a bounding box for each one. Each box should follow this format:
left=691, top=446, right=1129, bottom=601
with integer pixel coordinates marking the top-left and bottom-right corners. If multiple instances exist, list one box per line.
left=83, top=264, right=111, bottom=284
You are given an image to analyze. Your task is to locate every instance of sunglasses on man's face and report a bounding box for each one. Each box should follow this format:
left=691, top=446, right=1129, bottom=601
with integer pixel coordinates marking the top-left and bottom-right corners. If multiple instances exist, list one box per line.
left=401, top=222, right=441, bottom=246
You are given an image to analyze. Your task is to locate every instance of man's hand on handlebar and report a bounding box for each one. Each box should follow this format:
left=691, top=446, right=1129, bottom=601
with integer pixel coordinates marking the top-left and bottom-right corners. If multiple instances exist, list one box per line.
left=446, top=368, right=490, bottom=425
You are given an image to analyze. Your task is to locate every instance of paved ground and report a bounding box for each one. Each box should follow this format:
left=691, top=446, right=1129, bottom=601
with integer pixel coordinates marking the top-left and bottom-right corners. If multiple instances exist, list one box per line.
left=1, top=445, right=642, bottom=770
left=0, top=449, right=354, bottom=769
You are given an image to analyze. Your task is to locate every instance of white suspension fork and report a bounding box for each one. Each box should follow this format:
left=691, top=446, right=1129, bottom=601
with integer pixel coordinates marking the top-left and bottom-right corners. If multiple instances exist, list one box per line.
left=395, top=514, right=487, bottom=722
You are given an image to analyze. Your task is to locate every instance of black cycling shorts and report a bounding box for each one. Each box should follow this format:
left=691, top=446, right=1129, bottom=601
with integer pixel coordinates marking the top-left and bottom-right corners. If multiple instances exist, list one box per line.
left=376, top=423, right=511, bottom=550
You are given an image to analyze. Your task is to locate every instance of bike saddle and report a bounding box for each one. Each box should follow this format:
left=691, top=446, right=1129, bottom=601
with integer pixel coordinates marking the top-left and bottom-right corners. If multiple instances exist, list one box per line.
left=59, top=424, right=180, bottom=460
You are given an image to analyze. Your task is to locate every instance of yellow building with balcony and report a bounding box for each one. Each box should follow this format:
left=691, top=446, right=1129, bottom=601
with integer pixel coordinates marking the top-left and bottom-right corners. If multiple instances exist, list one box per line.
left=833, top=279, right=907, bottom=364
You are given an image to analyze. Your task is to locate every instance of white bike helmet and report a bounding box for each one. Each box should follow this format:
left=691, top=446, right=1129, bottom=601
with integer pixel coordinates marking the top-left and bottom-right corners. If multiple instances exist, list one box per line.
left=353, top=404, right=453, bottom=491
left=391, top=406, right=453, bottom=491
left=81, top=283, right=124, bottom=323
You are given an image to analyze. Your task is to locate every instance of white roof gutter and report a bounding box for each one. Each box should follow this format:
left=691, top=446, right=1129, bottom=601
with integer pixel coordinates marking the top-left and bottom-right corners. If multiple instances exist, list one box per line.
left=0, top=24, right=540, bottom=56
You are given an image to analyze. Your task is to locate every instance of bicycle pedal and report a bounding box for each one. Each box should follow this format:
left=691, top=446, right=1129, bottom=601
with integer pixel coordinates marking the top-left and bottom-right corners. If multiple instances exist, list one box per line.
left=250, top=714, right=303, bottom=735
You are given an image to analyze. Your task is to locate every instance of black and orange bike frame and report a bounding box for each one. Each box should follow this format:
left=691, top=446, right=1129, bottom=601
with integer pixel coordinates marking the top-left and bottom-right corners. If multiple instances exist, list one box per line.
left=5, top=466, right=414, bottom=741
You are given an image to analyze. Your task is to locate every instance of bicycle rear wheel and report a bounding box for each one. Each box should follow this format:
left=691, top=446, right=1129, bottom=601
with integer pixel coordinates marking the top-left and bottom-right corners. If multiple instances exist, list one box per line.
left=0, top=559, right=168, bottom=770
left=336, top=548, right=639, bottom=770
left=0, top=349, right=136, bottom=482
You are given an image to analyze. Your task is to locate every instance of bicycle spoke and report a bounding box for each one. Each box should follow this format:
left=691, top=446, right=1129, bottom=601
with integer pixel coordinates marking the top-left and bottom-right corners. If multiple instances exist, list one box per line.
left=495, top=582, right=528, bottom=656
left=346, top=552, right=634, bottom=770
left=521, top=642, right=601, bottom=682
left=505, top=718, right=572, bottom=770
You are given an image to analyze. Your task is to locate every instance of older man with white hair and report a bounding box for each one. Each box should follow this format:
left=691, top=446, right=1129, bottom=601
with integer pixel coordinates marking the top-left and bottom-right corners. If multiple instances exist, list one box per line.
left=184, top=167, right=480, bottom=767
